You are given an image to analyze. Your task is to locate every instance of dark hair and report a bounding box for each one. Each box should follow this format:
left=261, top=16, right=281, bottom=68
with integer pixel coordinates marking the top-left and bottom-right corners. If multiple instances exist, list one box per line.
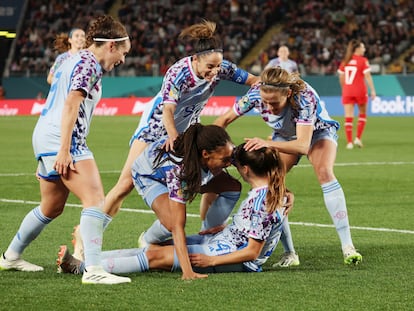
left=178, top=20, right=222, bottom=55
left=342, top=39, right=363, bottom=66
left=155, top=123, right=232, bottom=202
left=233, top=143, right=286, bottom=212
left=85, top=15, right=128, bottom=48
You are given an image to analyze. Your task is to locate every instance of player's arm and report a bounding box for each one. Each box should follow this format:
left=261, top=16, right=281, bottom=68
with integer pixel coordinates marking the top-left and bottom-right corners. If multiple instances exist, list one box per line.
left=214, top=107, right=239, bottom=128
left=338, top=71, right=345, bottom=88
left=169, top=200, right=208, bottom=280
left=162, top=103, right=179, bottom=151
left=54, top=90, right=84, bottom=177
left=364, top=71, right=376, bottom=100
left=244, top=124, right=313, bottom=155
left=189, top=237, right=264, bottom=267
left=245, top=73, right=260, bottom=86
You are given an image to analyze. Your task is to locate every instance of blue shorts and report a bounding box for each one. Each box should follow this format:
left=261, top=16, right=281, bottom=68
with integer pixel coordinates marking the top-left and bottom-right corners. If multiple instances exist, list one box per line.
left=132, top=174, right=168, bottom=208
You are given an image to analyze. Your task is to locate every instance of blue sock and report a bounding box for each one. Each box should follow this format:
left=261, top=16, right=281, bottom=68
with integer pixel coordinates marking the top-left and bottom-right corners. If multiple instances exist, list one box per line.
left=6, top=206, right=52, bottom=259
left=143, top=219, right=171, bottom=244
left=80, top=208, right=105, bottom=267
left=322, top=180, right=353, bottom=248
left=202, top=191, right=240, bottom=230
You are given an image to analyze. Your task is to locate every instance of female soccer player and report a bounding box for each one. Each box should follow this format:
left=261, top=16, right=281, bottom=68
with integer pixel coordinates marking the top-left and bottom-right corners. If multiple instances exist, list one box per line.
left=214, top=67, right=362, bottom=266
left=58, top=143, right=290, bottom=276
left=47, top=28, right=86, bottom=84
left=338, top=39, right=376, bottom=149
left=103, top=20, right=258, bottom=220
left=0, top=15, right=131, bottom=285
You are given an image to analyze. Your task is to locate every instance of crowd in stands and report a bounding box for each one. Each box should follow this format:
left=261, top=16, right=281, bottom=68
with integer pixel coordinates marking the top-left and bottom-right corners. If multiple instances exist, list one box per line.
left=6, top=0, right=414, bottom=78
left=251, top=0, right=414, bottom=75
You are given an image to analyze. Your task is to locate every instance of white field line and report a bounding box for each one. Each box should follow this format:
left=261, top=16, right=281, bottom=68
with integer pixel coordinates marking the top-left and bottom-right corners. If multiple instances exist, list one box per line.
left=1, top=198, right=413, bottom=235
left=1, top=161, right=414, bottom=177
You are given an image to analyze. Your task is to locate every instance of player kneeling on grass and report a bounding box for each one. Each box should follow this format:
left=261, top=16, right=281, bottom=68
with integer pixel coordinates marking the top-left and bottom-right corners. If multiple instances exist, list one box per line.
left=57, top=144, right=295, bottom=276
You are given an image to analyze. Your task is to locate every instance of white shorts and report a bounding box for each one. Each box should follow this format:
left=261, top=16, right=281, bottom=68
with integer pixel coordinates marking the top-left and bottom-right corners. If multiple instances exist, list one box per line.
left=36, top=151, right=94, bottom=180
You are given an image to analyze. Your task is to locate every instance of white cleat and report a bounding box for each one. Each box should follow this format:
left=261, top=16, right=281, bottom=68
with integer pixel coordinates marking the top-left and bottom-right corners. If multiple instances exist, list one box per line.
left=82, top=266, right=131, bottom=285
left=0, top=253, right=44, bottom=272
left=353, top=138, right=363, bottom=148
left=343, top=245, right=362, bottom=265
left=346, top=142, right=354, bottom=149
left=272, top=252, right=300, bottom=268
left=138, top=231, right=148, bottom=248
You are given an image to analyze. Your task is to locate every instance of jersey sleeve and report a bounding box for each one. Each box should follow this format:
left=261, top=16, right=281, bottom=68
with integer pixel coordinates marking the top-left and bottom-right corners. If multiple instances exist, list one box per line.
left=166, top=165, right=188, bottom=204
left=219, top=59, right=249, bottom=84
left=296, top=84, right=317, bottom=125
left=70, top=56, right=101, bottom=95
left=233, top=85, right=261, bottom=116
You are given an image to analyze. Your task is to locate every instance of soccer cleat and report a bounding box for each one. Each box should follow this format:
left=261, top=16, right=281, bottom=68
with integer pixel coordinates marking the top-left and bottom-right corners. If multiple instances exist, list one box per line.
left=138, top=231, right=148, bottom=248
left=343, top=245, right=362, bottom=265
left=71, top=225, right=84, bottom=261
left=272, top=252, right=300, bottom=268
left=56, top=245, right=82, bottom=275
left=82, top=266, right=131, bottom=285
left=0, top=253, right=44, bottom=272
left=354, top=138, right=363, bottom=148
left=346, top=142, right=354, bottom=149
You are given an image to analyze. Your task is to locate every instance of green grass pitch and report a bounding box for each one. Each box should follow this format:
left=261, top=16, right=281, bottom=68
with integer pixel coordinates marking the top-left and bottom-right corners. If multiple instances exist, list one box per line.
left=0, top=115, right=413, bottom=311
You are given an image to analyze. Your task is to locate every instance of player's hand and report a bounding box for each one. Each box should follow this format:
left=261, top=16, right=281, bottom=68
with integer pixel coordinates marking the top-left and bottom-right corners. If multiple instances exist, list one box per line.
left=53, top=151, right=76, bottom=178
left=164, top=135, right=178, bottom=152
left=244, top=137, right=269, bottom=151
left=181, top=270, right=208, bottom=280
left=283, top=191, right=295, bottom=216
left=189, top=253, right=214, bottom=268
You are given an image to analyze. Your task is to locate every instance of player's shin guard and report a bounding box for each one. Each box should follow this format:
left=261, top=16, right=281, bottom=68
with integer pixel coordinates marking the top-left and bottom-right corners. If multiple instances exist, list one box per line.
left=201, top=191, right=240, bottom=231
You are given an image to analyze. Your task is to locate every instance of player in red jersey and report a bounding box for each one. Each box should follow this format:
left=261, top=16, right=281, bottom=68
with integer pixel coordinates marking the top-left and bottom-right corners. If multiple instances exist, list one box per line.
left=338, top=39, right=376, bottom=149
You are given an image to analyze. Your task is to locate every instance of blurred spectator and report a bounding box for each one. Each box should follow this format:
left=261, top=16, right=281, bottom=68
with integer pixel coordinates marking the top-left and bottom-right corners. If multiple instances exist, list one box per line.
left=0, top=85, right=6, bottom=100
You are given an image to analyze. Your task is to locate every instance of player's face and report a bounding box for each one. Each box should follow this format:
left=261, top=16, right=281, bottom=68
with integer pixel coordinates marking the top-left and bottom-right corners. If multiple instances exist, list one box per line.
left=202, top=142, right=234, bottom=175
left=69, top=29, right=86, bottom=50
left=102, top=40, right=131, bottom=72
left=193, top=52, right=223, bottom=82
left=260, top=89, right=290, bottom=115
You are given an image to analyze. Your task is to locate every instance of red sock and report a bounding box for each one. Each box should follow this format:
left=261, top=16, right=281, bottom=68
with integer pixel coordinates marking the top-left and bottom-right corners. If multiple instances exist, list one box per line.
left=344, top=117, right=353, bottom=143
left=356, top=114, right=367, bottom=139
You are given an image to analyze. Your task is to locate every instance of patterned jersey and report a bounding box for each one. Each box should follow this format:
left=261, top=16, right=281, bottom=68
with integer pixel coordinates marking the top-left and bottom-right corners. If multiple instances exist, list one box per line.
left=265, top=57, right=298, bottom=73
left=233, top=82, right=339, bottom=139
left=131, top=138, right=215, bottom=204
left=132, top=56, right=249, bottom=143
left=214, top=186, right=284, bottom=271
left=337, top=54, right=370, bottom=98
left=49, top=51, right=73, bottom=77
left=32, top=50, right=102, bottom=158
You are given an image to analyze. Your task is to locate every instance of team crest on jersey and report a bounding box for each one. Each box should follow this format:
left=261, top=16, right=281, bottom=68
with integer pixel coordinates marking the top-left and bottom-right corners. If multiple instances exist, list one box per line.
left=169, top=85, right=179, bottom=101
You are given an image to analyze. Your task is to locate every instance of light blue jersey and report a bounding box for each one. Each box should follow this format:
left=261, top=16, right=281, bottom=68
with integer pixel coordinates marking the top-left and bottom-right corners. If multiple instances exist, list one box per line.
left=233, top=82, right=340, bottom=140
left=183, top=186, right=285, bottom=272
left=33, top=50, right=102, bottom=159
left=131, top=57, right=249, bottom=144
left=265, top=57, right=298, bottom=73
left=131, top=138, right=215, bottom=206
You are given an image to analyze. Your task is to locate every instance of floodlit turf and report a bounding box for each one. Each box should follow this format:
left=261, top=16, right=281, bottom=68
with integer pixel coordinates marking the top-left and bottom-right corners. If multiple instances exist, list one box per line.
left=0, top=115, right=413, bottom=311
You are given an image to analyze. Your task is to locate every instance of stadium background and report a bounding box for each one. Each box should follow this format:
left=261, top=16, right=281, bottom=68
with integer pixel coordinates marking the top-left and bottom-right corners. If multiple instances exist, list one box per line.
left=1, top=0, right=414, bottom=116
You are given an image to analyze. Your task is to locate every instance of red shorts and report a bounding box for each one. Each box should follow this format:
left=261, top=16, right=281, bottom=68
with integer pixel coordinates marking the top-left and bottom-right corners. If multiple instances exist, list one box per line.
left=342, top=95, right=368, bottom=105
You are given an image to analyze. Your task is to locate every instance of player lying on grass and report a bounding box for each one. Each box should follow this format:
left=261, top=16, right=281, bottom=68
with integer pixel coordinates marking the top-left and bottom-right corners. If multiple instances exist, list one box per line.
left=57, top=143, right=293, bottom=275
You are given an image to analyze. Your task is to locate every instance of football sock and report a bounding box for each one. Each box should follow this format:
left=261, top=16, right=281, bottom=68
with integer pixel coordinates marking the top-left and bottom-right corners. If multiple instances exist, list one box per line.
left=103, top=213, right=113, bottom=230
left=344, top=117, right=353, bottom=143
left=144, top=219, right=171, bottom=244
left=101, top=250, right=149, bottom=274
left=321, top=180, right=353, bottom=248
left=356, top=113, right=367, bottom=139
left=80, top=208, right=105, bottom=267
left=5, top=205, right=52, bottom=259
left=201, top=191, right=240, bottom=231
left=279, top=217, right=296, bottom=253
